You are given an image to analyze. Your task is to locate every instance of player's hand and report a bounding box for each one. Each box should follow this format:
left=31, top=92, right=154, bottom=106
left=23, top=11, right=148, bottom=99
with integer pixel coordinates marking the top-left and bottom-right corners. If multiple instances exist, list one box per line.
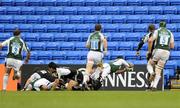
left=24, top=59, right=29, bottom=64
left=136, top=51, right=140, bottom=56
left=146, top=52, right=152, bottom=60
left=103, top=50, right=107, bottom=55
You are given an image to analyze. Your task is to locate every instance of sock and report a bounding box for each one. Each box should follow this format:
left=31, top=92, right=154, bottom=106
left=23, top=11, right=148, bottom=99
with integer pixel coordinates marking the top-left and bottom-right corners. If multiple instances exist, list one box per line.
left=147, top=63, right=154, bottom=75
left=3, top=74, right=9, bottom=90
left=153, top=75, right=161, bottom=88
left=150, top=81, right=154, bottom=88
left=83, top=72, right=90, bottom=84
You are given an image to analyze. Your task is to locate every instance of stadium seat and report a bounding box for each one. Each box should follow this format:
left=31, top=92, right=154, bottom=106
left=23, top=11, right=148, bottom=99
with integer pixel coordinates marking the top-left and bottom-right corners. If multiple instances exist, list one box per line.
left=68, top=33, right=82, bottom=41
left=58, top=60, right=86, bottom=65
left=85, top=0, right=99, bottom=6
left=29, top=51, right=38, bottom=60
left=125, top=33, right=140, bottom=41
left=59, top=42, right=74, bottom=50
left=113, top=0, right=127, bottom=6
left=103, top=51, right=111, bottom=60
left=141, top=15, right=155, bottom=23
left=91, top=7, right=106, bottom=15
left=37, top=51, right=52, bottom=60
left=1, top=0, right=14, bottom=6
left=0, top=15, right=12, bottom=23
left=63, top=7, right=77, bottom=15
left=56, top=0, right=70, bottom=6
left=53, top=33, right=68, bottom=41
left=61, top=24, right=75, bottom=33
left=108, top=42, right=118, bottom=50
left=35, top=7, right=49, bottom=15
left=106, top=7, right=120, bottom=15
left=103, top=33, right=112, bottom=41
left=176, top=24, right=180, bottom=32
left=39, top=33, right=54, bottom=42
left=46, top=42, right=60, bottom=50
left=119, top=6, right=134, bottom=15
left=42, top=0, right=56, bottom=6
left=41, top=16, right=55, bottom=24
left=99, top=0, right=113, bottom=6
left=170, top=0, right=180, bottom=5
left=46, top=24, right=61, bottom=32
left=139, top=51, right=148, bottom=60
left=170, top=15, right=180, bottom=23
left=30, top=42, right=45, bottom=51
left=51, top=51, right=66, bottom=60
left=166, top=24, right=177, bottom=32
left=155, top=15, right=170, bottom=23
left=80, top=51, right=88, bottom=60
left=66, top=51, right=81, bottom=60
left=14, top=0, right=28, bottom=6
left=0, top=7, right=6, bottom=15
left=13, top=15, right=27, bottom=23
left=70, top=0, right=85, bottom=6
left=163, top=6, right=177, bottom=14
left=119, top=24, right=133, bottom=32
left=29, top=60, right=45, bottom=64
left=0, top=25, right=4, bottom=32
left=6, top=7, right=21, bottom=15
left=28, top=0, right=42, bottom=6
left=24, top=33, right=39, bottom=41
left=33, top=24, right=47, bottom=32
left=125, top=51, right=140, bottom=60
left=19, top=24, right=33, bottom=32
left=127, top=0, right=141, bottom=6
left=130, top=60, right=147, bottom=64
left=165, top=61, right=177, bottom=70
left=112, top=15, right=126, bottom=23
left=155, top=0, right=170, bottom=6
left=21, top=7, right=35, bottom=15
left=69, top=16, right=84, bottom=24
left=103, top=24, right=119, bottom=32
left=74, top=42, right=87, bottom=51
left=55, top=15, right=69, bottom=24
left=77, top=7, right=91, bottom=15
left=111, top=33, right=125, bottom=41
left=133, top=40, right=147, bottom=51
left=134, top=6, right=148, bottom=14
left=170, top=51, right=180, bottom=60
left=133, top=24, right=147, bottom=32
left=98, top=15, right=112, bottom=23
left=141, top=0, right=155, bottom=6
left=4, top=24, right=19, bottom=32
left=81, top=33, right=89, bottom=41
left=0, top=33, right=11, bottom=41
left=126, top=15, right=141, bottom=23
left=148, top=6, right=163, bottom=14
left=83, top=15, right=98, bottom=23
left=49, top=7, right=63, bottom=15
left=26, top=15, right=41, bottom=24
left=118, top=42, right=133, bottom=50
left=110, top=51, right=125, bottom=60
left=174, top=33, right=180, bottom=41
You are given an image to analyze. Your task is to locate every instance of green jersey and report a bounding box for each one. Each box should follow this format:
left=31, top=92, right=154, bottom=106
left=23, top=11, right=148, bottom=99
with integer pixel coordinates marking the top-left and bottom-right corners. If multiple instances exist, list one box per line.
left=109, top=59, right=129, bottom=73
left=2, top=36, right=30, bottom=60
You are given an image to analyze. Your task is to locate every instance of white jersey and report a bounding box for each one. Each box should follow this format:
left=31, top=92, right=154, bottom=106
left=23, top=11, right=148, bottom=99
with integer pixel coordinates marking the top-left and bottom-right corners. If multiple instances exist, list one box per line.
left=56, top=67, right=71, bottom=79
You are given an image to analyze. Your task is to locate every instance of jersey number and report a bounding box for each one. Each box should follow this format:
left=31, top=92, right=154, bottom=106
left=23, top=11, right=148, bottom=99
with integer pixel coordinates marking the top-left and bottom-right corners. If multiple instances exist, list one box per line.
left=91, top=40, right=99, bottom=50
left=159, top=35, right=169, bottom=45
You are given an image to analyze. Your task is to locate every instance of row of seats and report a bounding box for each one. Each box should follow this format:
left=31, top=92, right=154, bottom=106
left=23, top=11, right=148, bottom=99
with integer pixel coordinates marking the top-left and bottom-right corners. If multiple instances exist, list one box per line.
left=0, top=6, right=179, bottom=15
left=0, top=24, right=179, bottom=33
left=1, top=15, right=180, bottom=24
left=1, top=0, right=180, bottom=6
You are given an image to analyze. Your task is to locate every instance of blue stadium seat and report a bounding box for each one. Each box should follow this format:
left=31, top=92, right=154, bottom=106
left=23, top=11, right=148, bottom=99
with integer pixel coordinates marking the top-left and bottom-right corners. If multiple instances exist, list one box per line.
left=0, top=25, right=4, bottom=32
left=13, top=15, right=27, bottom=23
left=106, top=7, right=119, bottom=15
left=29, top=51, right=38, bottom=60
left=118, top=42, right=133, bottom=50
left=119, top=24, right=133, bottom=32
left=85, top=0, right=99, bottom=6
left=103, top=51, right=111, bottom=60
left=74, top=42, right=87, bottom=51
left=126, top=15, right=141, bottom=23
left=177, top=24, right=180, bottom=32
left=46, top=24, right=61, bottom=32
left=163, top=6, right=177, bottom=14
left=134, top=6, right=148, bottom=14
left=39, top=33, right=53, bottom=42
left=170, top=15, right=180, bottom=23
left=80, top=51, right=88, bottom=60
left=174, top=33, right=180, bottom=41
left=1, top=0, right=14, bottom=6
left=58, top=60, right=85, bottom=65
left=61, top=24, right=75, bottom=33
left=170, top=51, right=180, bottom=60
left=24, top=33, right=39, bottom=41
left=99, top=0, right=113, bottom=6
left=155, top=15, right=170, bottom=23
left=165, top=61, right=177, bottom=70
left=28, top=0, right=42, bottom=6
left=103, top=33, right=112, bottom=41
left=4, top=24, right=19, bottom=32
left=0, top=15, right=12, bottom=23
left=69, top=16, right=84, bottom=24
left=125, top=51, right=140, bottom=60
left=111, top=33, right=125, bottom=41
left=83, top=15, right=98, bottom=23
left=155, top=0, right=170, bottom=6
left=70, top=0, right=85, bottom=6
left=133, top=24, right=147, bottom=32
left=125, top=33, right=140, bottom=41
left=33, top=24, right=47, bottom=32
left=53, top=33, right=68, bottom=41
left=19, top=24, right=33, bottom=32
left=127, top=0, right=141, bottom=6
left=166, top=24, right=177, bottom=32
left=0, top=33, right=11, bottom=41
left=30, top=42, right=45, bottom=51
left=141, top=0, right=155, bottom=6
left=113, top=0, right=127, bottom=6
left=52, top=51, right=66, bottom=60
left=56, top=0, right=70, bottom=6
left=130, top=60, right=147, bottom=64
left=81, top=33, right=89, bottom=41
left=110, top=51, right=125, bottom=60
left=41, top=16, right=55, bottom=24
left=108, top=42, right=118, bottom=50
left=139, top=51, right=147, bottom=60
left=26, top=15, right=41, bottom=24
left=60, top=42, right=74, bottom=50
left=29, top=60, right=45, bottom=64
left=68, top=33, right=82, bottom=41
left=148, top=6, right=163, bottom=14
left=0, top=7, right=6, bottom=15
left=63, top=7, right=77, bottom=15
left=6, top=7, right=21, bottom=15
left=112, top=15, right=126, bottom=23
left=141, top=15, right=155, bottom=23
left=35, top=7, right=49, bottom=15
left=49, top=7, right=63, bottom=15
left=103, top=24, right=119, bottom=32
left=14, top=0, right=28, bottom=6
left=55, top=15, right=69, bottom=24
left=119, top=6, right=134, bottom=15
left=170, top=0, right=180, bottom=5
left=91, top=7, right=106, bottom=15
left=46, top=42, right=60, bottom=50
left=21, top=7, right=35, bottom=15
left=77, top=7, right=91, bottom=15
left=42, top=0, right=56, bottom=6
left=98, top=15, right=112, bottom=23
left=37, top=51, right=52, bottom=60
left=66, top=51, right=81, bottom=60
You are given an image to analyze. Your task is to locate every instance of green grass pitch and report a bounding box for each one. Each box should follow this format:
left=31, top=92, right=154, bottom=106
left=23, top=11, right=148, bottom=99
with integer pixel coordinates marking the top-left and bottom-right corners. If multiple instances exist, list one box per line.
left=0, top=91, right=180, bottom=108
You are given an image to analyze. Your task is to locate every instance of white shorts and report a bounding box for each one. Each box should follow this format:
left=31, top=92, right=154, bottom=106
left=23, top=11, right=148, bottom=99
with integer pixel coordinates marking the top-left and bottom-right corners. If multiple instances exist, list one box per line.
left=5, top=58, right=23, bottom=71
left=29, top=73, right=41, bottom=83
left=101, top=63, right=111, bottom=80
left=87, top=51, right=104, bottom=64
left=152, top=49, right=170, bottom=63
left=33, top=78, right=51, bottom=91
left=56, top=68, right=71, bottom=79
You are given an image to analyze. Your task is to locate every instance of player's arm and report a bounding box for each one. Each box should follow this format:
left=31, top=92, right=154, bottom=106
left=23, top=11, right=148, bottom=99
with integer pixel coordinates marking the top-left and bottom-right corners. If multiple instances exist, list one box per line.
left=103, top=37, right=108, bottom=53
left=136, top=34, right=149, bottom=55
left=86, top=34, right=91, bottom=48
left=148, top=31, right=157, bottom=54
left=0, top=38, right=10, bottom=49
left=170, top=32, right=174, bottom=49
left=23, top=42, right=31, bottom=64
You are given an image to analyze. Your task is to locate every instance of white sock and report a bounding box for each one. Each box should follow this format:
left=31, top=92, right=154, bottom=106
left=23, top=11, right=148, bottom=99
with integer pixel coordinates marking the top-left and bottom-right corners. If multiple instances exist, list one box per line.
left=3, top=74, right=9, bottom=90
left=147, top=63, right=154, bottom=75
left=83, top=72, right=90, bottom=84
left=153, top=75, right=161, bottom=88
left=150, top=81, right=154, bottom=88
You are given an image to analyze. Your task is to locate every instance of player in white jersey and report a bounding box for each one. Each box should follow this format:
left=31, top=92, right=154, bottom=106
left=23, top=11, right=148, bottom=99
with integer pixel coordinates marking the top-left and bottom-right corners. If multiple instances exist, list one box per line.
left=0, top=29, right=31, bottom=91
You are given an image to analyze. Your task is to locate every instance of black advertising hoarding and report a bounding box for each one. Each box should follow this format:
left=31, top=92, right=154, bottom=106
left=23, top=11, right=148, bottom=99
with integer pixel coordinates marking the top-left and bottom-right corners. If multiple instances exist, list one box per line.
left=21, top=64, right=163, bottom=91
